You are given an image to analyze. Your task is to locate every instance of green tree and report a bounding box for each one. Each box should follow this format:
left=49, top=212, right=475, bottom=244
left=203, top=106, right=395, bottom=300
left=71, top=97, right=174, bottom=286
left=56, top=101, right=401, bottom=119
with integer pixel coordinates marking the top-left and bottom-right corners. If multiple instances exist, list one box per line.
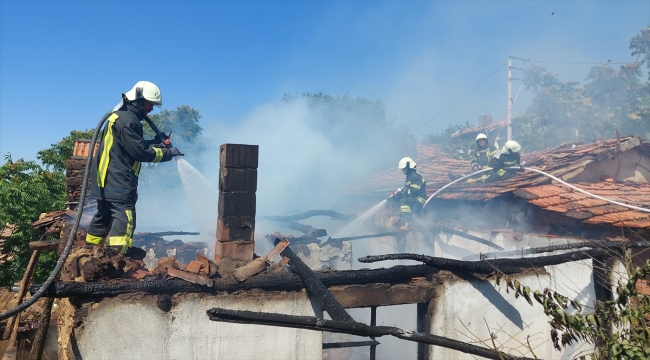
left=146, top=105, right=203, bottom=142
left=422, top=122, right=474, bottom=159
left=513, top=28, right=650, bottom=151
left=0, top=155, right=64, bottom=286
left=37, top=129, right=95, bottom=172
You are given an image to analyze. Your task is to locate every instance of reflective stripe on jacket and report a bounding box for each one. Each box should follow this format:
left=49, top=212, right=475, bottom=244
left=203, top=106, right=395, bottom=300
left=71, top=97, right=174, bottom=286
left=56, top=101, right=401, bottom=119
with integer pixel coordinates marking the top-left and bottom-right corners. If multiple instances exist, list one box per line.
left=470, top=145, right=498, bottom=169
left=90, top=104, right=173, bottom=203
left=404, top=170, right=427, bottom=205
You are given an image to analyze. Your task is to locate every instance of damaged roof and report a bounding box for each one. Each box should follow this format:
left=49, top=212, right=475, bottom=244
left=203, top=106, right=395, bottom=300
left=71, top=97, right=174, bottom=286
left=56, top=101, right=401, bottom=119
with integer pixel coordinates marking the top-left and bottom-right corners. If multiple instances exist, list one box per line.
left=351, top=135, right=650, bottom=227
left=515, top=181, right=650, bottom=228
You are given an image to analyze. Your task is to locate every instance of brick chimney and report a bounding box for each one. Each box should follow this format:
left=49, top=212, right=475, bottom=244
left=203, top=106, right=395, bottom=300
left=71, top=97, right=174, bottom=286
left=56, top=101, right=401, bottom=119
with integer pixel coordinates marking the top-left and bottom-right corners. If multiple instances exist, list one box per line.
left=479, top=115, right=492, bottom=128
left=66, top=139, right=98, bottom=210
left=215, top=144, right=259, bottom=261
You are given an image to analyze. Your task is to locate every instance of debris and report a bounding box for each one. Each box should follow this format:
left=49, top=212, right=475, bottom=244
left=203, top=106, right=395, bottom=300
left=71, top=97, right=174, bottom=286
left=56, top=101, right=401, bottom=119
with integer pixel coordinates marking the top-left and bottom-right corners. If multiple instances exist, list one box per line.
left=166, top=268, right=213, bottom=287
left=206, top=308, right=535, bottom=360
left=233, top=239, right=289, bottom=282
left=186, top=261, right=204, bottom=274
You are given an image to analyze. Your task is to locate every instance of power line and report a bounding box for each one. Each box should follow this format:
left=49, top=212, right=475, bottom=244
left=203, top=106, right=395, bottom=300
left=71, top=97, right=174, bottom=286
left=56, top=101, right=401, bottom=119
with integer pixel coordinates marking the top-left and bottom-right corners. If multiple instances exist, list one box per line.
left=529, top=59, right=628, bottom=65
left=411, top=61, right=508, bottom=134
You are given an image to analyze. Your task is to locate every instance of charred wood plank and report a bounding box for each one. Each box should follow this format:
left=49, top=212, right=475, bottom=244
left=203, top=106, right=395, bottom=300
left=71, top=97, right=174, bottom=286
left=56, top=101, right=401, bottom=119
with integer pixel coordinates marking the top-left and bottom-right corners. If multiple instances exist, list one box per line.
left=359, top=249, right=606, bottom=274
left=462, top=241, right=636, bottom=261
left=206, top=308, right=535, bottom=360
left=29, top=240, right=59, bottom=251
left=322, top=340, right=379, bottom=349
left=34, top=265, right=436, bottom=298
left=280, top=222, right=327, bottom=237
left=29, top=296, right=54, bottom=360
left=325, top=232, right=400, bottom=244
left=265, top=210, right=356, bottom=222
left=430, top=226, right=504, bottom=250
left=280, top=244, right=353, bottom=322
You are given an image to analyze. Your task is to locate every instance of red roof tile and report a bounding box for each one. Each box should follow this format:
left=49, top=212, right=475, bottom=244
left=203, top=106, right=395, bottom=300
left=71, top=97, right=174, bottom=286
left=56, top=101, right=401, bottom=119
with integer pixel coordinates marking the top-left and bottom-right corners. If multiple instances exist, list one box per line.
left=514, top=182, right=650, bottom=228
left=350, top=136, right=650, bottom=206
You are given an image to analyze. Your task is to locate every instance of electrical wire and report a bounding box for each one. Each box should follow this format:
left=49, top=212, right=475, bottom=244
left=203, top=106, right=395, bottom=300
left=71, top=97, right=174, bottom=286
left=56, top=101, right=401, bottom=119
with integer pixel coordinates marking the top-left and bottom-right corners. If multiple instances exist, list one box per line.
left=423, top=166, right=650, bottom=214
left=410, top=61, right=508, bottom=134
left=0, top=111, right=112, bottom=321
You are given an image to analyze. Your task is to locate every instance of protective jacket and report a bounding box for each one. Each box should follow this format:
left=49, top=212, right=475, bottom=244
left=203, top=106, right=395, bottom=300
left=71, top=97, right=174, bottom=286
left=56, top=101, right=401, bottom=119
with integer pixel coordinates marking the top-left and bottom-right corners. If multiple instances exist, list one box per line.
left=480, top=151, right=521, bottom=183
left=397, top=169, right=427, bottom=214
left=90, top=104, right=174, bottom=203
left=470, top=145, right=498, bottom=170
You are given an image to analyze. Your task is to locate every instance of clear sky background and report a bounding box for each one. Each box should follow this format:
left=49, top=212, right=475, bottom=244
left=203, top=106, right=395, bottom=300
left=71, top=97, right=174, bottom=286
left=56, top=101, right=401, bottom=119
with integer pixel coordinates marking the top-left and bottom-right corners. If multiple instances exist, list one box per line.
left=1, top=0, right=648, bottom=162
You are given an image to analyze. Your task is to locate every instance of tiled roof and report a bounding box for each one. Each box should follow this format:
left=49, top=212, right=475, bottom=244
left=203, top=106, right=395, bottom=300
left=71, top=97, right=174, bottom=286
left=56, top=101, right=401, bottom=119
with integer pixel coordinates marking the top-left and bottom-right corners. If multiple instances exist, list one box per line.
left=514, top=181, right=650, bottom=228
left=350, top=136, right=649, bottom=203
left=450, top=120, right=507, bottom=138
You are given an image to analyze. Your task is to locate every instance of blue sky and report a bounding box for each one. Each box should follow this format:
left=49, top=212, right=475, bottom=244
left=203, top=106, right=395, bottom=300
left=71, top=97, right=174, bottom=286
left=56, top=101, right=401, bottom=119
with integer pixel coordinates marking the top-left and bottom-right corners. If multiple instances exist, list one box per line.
left=1, top=0, right=648, bottom=162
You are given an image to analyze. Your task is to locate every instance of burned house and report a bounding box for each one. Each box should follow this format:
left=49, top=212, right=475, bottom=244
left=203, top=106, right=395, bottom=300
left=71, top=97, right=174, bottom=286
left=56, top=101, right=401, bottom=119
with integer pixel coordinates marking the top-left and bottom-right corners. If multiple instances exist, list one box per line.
left=2, top=137, right=649, bottom=360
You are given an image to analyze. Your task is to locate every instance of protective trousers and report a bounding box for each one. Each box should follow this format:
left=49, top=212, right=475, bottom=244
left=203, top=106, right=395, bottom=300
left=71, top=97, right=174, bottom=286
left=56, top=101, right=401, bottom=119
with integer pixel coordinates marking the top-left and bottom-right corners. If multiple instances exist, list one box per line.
left=85, top=200, right=136, bottom=253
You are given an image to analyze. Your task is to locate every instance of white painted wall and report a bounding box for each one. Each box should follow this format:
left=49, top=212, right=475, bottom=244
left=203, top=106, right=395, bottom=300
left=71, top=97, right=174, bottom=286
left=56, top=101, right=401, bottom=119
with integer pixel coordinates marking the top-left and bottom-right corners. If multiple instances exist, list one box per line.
left=75, top=292, right=323, bottom=360
left=427, top=232, right=602, bottom=359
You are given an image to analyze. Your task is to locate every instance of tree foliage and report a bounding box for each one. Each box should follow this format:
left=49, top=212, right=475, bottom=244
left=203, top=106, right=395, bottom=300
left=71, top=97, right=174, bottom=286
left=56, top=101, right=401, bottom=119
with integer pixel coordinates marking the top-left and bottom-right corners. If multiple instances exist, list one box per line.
left=421, top=122, right=475, bottom=160
left=505, top=260, right=650, bottom=360
left=283, top=92, right=417, bottom=170
left=37, top=129, right=95, bottom=172
left=146, top=105, right=203, bottom=142
left=513, top=28, right=650, bottom=151
left=0, top=155, right=64, bottom=285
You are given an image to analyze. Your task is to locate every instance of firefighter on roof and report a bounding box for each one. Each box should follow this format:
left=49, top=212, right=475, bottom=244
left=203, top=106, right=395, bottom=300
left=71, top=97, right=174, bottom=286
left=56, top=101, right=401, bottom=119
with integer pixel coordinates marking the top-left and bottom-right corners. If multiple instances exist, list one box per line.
left=85, top=81, right=183, bottom=258
left=392, top=157, right=427, bottom=229
left=467, top=140, right=522, bottom=183
left=449, top=133, right=498, bottom=181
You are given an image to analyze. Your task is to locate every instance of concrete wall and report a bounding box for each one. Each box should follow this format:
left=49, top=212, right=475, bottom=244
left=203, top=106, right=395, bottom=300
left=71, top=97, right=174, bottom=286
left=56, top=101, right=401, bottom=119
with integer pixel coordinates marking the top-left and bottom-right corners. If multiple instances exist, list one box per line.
left=425, top=232, right=603, bottom=359
left=428, top=265, right=596, bottom=360
left=72, top=291, right=322, bottom=360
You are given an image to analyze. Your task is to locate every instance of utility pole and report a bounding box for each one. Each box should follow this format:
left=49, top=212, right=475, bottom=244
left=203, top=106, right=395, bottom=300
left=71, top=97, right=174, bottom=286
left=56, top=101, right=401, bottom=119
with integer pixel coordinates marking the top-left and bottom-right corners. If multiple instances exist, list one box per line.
left=507, top=56, right=527, bottom=142
left=507, top=57, right=512, bottom=141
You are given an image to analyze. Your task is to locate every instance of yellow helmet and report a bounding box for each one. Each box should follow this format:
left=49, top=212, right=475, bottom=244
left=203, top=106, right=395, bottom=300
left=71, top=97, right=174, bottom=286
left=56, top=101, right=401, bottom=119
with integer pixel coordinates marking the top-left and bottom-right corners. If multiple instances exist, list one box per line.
left=398, top=157, right=416, bottom=170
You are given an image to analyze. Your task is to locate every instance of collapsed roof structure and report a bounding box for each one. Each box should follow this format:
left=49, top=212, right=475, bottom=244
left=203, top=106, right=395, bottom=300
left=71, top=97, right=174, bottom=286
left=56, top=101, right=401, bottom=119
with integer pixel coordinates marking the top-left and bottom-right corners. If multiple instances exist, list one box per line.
left=1, top=134, right=649, bottom=360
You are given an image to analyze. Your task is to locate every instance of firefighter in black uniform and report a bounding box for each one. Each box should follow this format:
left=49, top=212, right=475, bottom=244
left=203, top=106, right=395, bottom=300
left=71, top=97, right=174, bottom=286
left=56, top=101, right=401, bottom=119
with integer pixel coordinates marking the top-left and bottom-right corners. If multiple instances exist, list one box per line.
left=393, top=157, right=427, bottom=229
left=470, top=133, right=498, bottom=172
left=85, top=81, right=183, bottom=256
left=467, top=140, right=521, bottom=183
left=449, top=133, right=498, bottom=181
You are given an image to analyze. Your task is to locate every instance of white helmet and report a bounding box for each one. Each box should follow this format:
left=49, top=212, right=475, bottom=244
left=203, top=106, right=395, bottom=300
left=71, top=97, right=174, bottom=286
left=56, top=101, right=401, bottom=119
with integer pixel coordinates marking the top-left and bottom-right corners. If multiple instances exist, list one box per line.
left=124, top=81, right=162, bottom=107
left=503, top=140, right=522, bottom=154
left=476, top=133, right=488, bottom=142
left=398, top=157, right=416, bottom=170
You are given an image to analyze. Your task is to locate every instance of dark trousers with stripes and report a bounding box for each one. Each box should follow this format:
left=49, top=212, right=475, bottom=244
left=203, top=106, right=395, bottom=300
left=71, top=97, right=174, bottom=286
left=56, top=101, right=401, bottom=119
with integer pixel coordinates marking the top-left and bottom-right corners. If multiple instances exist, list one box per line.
left=86, top=200, right=136, bottom=247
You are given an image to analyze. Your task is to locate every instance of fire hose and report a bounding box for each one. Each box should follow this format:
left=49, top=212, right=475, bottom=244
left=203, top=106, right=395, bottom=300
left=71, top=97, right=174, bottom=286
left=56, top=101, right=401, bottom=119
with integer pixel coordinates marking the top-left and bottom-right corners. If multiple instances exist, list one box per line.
left=0, top=111, right=113, bottom=321
left=423, top=166, right=650, bottom=214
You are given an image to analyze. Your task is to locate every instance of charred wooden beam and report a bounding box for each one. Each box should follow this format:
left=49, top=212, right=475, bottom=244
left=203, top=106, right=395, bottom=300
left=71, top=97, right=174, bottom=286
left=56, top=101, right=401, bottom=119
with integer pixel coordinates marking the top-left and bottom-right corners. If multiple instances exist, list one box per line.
left=33, top=264, right=437, bottom=298
left=265, top=210, right=356, bottom=222
left=206, top=308, right=535, bottom=360
left=359, top=249, right=604, bottom=274
left=280, top=244, right=353, bottom=322
left=463, top=240, right=636, bottom=261
left=325, top=232, right=400, bottom=244
left=430, top=226, right=504, bottom=250
left=29, top=296, right=54, bottom=360
left=281, top=222, right=327, bottom=237
left=28, top=240, right=59, bottom=251
left=328, top=281, right=432, bottom=308
left=322, top=340, right=379, bottom=349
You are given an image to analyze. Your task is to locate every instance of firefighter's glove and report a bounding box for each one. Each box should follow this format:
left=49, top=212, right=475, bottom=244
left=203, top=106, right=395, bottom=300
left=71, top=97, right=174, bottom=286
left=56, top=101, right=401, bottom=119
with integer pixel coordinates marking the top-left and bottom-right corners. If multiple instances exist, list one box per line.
left=153, top=134, right=163, bottom=145
left=169, top=147, right=184, bottom=157
left=466, top=178, right=478, bottom=184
